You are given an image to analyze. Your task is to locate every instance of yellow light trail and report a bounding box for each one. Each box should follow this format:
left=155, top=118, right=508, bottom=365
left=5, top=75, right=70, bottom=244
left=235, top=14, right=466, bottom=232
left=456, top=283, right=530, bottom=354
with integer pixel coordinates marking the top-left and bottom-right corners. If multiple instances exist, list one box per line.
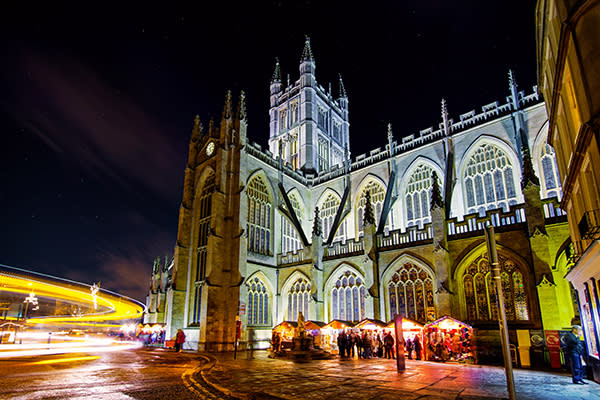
left=0, top=270, right=145, bottom=324
left=28, top=355, right=100, bottom=365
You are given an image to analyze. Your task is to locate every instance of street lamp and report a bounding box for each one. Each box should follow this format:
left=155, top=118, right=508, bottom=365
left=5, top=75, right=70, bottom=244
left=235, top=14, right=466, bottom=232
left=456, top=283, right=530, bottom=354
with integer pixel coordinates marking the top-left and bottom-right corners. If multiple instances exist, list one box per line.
left=16, top=290, right=39, bottom=344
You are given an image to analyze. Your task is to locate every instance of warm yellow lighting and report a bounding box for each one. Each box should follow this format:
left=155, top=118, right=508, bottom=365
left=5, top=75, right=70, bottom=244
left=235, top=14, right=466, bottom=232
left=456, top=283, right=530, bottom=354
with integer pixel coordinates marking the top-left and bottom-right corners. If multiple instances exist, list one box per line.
left=27, top=355, right=100, bottom=365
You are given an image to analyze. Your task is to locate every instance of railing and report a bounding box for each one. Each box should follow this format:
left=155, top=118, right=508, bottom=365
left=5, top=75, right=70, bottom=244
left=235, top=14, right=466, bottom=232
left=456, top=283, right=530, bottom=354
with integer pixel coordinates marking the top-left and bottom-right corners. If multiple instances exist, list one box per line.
left=377, top=225, right=433, bottom=249
left=566, top=240, right=584, bottom=264
left=324, top=239, right=364, bottom=259
left=542, top=197, right=567, bottom=221
left=448, top=205, right=527, bottom=237
left=277, top=250, right=308, bottom=266
left=578, top=209, right=600, bottom=240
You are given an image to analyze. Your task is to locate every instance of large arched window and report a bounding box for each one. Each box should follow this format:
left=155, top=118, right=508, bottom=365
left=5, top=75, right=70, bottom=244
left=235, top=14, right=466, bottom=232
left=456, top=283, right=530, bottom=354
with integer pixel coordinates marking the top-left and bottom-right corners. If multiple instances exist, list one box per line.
left=463, top=142, right=518, bottom=215
left=247, top=175, right=272, bottom=255
left=387, top=263, right=435, bottom=322
left=331, top=270, right=366, bottom=322
left=357, top=180, right=390, bottom=236
left=320, top=193, right=346, bottom=243
left=247, top=277, right=270, bottom=326
left=192, top=172, right=215, bottom=325
left=281, top=193, right=304, bottom=254
left=539, top=143, right=563, bottom=200
left=463, top=254, right=530, bottom=322
left=405, top=164, right=441, bottom=228
left=287, top=277, right=311, bottom=321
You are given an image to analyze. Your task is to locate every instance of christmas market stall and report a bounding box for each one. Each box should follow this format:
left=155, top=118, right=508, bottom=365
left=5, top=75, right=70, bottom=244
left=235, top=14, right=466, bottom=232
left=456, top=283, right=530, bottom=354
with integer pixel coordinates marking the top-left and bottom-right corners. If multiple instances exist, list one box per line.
left=320, top=320, right=355, bottom=353
left=424, top=316, right=473, bottom=362
left=384, top=318, right=424, bottom=358
left=272, top=320, right=325, bottom=350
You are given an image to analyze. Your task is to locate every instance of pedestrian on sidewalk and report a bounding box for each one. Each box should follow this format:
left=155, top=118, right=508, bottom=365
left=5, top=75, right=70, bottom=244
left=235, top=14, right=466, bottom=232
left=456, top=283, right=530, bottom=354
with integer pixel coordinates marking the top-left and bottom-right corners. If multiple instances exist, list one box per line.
left=413, top=334, right=422, bottom=360
left=565, top=325, right=588, bottom=384
left=175, top=329, right=186, bottom=352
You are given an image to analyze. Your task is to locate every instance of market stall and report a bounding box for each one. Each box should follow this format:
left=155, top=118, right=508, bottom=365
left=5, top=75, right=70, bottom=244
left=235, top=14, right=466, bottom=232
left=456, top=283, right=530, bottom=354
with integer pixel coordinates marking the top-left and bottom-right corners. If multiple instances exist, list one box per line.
left=272, top=320, right=325, bottom=350
left=384, top=318, right=424, bottom=359
left=320, top=320, right=355, bottom=353
left=423, top=316, right=473, bottom=362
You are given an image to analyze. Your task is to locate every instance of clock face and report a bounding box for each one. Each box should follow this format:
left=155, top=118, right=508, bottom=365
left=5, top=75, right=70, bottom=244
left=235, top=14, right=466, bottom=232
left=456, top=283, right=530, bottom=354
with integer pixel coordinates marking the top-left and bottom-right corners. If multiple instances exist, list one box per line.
left=206, top=142, right=215, bottom=156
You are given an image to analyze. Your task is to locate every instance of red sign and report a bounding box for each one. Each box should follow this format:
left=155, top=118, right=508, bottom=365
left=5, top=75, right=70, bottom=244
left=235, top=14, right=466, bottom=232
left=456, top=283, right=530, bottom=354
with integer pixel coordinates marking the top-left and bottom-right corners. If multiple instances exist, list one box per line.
left=544, top=330, right=560, bottom=349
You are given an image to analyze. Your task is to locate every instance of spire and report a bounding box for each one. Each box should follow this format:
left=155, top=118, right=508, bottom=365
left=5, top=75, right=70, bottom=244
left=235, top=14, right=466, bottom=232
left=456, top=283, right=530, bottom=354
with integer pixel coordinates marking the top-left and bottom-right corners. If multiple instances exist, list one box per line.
left=235, top=91, right=247, bottom=122
left=508, top=69, right=520, bottom=110
left=312, top=206, right=322, bottom=237
left=441, top=98, right=450, bottom=136
left=363, top=191, right=375, bottom=226
left=301, top=35, right=314, bottom=62
left=271, top=58, right=281, bottom=83
left=222, top=90, right=233, bottom=120
left=338, top=73, right=347, bottom=98
left=191, top=115, right=202, bottom=142
left=387, top=123, right=394, bottom=157
left=430, top=171, right=443, bottom=209
left=520, top=145, right=540, bottom=188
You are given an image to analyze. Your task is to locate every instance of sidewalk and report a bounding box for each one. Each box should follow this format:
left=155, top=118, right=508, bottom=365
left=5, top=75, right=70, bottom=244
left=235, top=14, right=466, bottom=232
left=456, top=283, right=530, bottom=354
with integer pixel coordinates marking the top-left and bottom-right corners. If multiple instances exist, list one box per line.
left=197, top=351, right=598, bottom=400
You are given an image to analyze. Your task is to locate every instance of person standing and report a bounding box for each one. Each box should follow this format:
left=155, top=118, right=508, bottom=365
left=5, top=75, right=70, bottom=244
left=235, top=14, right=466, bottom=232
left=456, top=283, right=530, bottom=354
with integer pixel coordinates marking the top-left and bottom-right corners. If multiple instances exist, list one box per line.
left=565, top=325, right=588, bottom=384
left=384, top=332, right=394, bottom=359
left=338, top=331, right=347, bottom=358
left=175, top=329, right=186, bottom=352
left=406, top=337, right=414, bottom=360
left=413, top=334, right=422, bottom=360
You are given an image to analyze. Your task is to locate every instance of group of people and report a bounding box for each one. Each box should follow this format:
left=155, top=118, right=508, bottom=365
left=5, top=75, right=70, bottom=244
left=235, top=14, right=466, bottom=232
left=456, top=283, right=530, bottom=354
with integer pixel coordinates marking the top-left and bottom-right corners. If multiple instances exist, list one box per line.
left=426, top=327, right=471, bottom=362
left=334, top=330, right=423, bottom=360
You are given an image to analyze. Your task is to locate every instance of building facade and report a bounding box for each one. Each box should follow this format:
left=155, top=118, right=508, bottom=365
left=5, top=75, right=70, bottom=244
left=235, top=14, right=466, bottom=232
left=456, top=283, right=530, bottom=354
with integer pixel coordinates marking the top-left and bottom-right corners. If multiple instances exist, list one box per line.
left=147, top=38, right=574, bottom=362
left=536, top=0, right=600, bottom=380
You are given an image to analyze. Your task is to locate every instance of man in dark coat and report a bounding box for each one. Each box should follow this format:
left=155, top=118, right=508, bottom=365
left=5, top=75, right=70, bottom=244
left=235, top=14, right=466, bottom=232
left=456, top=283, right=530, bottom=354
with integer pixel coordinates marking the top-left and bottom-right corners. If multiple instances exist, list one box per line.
left=564, top=325, right=588, bottom=384
left=337, top=331, right=347, bottom=358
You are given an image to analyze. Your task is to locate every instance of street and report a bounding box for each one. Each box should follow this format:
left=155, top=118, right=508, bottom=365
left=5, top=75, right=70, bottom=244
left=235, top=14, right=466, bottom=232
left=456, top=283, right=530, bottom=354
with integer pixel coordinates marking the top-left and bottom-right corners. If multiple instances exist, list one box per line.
left=0, top=347, right=598, bottom=400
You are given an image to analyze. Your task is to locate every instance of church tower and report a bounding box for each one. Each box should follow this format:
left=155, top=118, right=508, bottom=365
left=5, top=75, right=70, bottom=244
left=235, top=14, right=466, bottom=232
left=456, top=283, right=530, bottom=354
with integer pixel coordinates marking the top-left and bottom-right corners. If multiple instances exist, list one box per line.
left=268, top=37, right=350, bottom=175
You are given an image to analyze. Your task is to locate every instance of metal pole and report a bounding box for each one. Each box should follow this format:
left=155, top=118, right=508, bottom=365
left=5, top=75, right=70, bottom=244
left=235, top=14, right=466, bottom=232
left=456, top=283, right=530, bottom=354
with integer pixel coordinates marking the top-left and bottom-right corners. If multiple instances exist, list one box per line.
left=485, top=225, right=516, bottom=400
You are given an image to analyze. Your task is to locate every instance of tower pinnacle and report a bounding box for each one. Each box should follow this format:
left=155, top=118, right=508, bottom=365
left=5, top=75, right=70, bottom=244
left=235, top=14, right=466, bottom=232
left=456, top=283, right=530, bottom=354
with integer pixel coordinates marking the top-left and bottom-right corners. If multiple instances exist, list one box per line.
left=338, top=73, right=347, bottom=98
left=301, top=35, right=314, bottom=62
left=271, top=58, right=281, bottom=83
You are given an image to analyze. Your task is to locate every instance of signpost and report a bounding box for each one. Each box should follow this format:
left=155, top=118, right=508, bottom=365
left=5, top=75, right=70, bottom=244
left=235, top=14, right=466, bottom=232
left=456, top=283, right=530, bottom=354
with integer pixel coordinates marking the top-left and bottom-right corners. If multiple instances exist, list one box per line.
left=485, top=225, right=516, bottom=400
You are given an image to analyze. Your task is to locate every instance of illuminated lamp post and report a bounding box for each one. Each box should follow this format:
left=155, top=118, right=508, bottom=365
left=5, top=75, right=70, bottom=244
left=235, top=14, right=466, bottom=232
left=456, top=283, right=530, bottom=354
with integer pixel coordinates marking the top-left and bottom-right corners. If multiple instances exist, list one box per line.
left=16, top=291, right=39, bottom=343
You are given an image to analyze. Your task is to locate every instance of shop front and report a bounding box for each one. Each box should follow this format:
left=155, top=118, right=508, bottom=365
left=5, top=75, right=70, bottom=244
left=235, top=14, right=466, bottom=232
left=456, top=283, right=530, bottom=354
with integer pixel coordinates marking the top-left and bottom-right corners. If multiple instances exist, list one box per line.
left=320, top=320, right=355, bottom=354
left=424, top=316, right=473, bottom=362
left=384, top=318, right=424, bottom=358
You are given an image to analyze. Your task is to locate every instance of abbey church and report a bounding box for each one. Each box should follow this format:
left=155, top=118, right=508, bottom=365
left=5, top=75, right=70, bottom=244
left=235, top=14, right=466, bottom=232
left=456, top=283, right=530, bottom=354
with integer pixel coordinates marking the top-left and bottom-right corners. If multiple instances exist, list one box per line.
left=145, top=38, right=575, bottom=357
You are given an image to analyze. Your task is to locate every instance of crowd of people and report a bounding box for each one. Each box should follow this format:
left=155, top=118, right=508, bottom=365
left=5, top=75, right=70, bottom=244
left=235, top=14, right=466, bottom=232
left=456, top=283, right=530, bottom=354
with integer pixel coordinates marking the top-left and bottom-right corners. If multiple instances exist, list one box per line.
left=334, top=330, right=424, bottom=360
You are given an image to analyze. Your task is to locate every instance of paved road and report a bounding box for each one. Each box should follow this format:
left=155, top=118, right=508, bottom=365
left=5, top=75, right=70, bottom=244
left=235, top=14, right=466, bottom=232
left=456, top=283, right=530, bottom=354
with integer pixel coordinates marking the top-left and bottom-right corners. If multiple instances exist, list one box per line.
left=0, top=347, right=208, bottom=400
left=0, top=348, right=598, bottom=400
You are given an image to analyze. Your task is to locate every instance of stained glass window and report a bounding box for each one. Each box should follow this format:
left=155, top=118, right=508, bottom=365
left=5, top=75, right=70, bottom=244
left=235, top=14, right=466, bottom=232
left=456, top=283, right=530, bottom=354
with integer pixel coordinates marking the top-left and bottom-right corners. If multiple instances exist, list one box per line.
left=320, top=193, right=346, bottom=243
left=462, top=254, right=530, bottom=322
left=287, top=277, right=310, bottom=320
left=539, top=143, right=563, bottom=200
left=463, top=143, right=518, bottom=214
left=387, top=263, right=435, bottom=322
left=247, top=176, right=272, bottom=255
left=331, top=270, right=366, bottom=321
left=357, top=180, right=391, bottom=236
left=247, top=277, right=269, bottom=326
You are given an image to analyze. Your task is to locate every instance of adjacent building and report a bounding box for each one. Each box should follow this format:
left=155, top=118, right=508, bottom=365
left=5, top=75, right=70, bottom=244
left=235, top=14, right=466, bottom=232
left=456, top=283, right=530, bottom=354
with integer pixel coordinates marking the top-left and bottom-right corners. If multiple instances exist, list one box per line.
left=536, top=0, right=600, bottom=380
left=146, top=38, right=574, bottom=363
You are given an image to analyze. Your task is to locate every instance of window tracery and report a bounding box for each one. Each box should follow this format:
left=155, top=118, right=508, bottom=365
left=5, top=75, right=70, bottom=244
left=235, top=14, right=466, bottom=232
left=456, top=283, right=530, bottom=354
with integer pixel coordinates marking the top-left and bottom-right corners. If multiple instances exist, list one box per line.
left=331, top=270, right=366, bottom=322
left=357, top=181, right=390, bottom=236
left=387, top=263, right=435, bottom=322
left=247, top=277, right=269, bottom=326
left=320, top=193, right=346, bottom=242
left=287, top=277, right=310, bottom=320
left=247, top=176, right=272, bottom=255
left=405, top=164, right=441, bottom=228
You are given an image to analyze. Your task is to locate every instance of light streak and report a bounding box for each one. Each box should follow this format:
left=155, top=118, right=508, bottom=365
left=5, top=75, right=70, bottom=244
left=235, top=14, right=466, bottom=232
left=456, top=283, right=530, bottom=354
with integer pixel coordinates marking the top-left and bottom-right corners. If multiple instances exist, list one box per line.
left=0, top=339, right=143, bottom=358
left=27, top=355, right=100, bottom=365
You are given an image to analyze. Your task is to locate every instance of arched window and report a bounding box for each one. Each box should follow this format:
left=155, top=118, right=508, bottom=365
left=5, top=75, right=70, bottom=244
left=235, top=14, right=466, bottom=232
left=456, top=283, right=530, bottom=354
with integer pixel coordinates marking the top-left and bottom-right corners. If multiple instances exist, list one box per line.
left=247, top=277, right=270, bottom=326
left=463, top=143, right=518, bottom=215
left=357, top=180, right=390, bottom=236
left=387, top=263, right=435, bottom=322
left=287, top=277, right=311, bottom=320
left=539, top=143, right=563, bottom=200
left=320, top=193, right=346, bottom=243
left=405, top=164, right=441, bottom=228
left=463, top=254, right=530, bottom=322
left=247, top=176, right=272, bottom=255
left=331, top=270, right=366, bottom=322
left=282, top=193, right=304, bottom=254
left=192, top=173, right=215, bottom=325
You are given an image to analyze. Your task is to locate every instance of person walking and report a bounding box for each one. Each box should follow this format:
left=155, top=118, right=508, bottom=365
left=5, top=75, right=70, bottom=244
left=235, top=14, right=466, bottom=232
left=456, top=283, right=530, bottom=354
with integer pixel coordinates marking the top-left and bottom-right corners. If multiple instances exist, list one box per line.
left=384, top=331, right=395, bottom=359
left=338, top=331, right=347, bottom=358
left=564, top=325, right=588, bottom=384
left=406, top=337, right=414, bottom=360
left=175, top=329, right=186, bottom=352
left=414, top=334, right=422, bottom=360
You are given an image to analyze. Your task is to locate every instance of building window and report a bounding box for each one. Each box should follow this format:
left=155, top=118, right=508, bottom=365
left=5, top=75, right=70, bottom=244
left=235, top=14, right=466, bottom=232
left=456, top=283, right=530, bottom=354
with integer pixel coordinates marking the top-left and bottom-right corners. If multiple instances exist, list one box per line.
left=196, top=173, right=215, bottom=283
left=247, top=277, right=269, bottom=326
left=539, top=143, right=563, bottom=200
left=333, top=121, right=341, bottom=141
left=463, top=254, right=530, bottom=322
left=247, top=175, right=272, bottom=255
left=387, top=263, right=435, bottom=322
left=289, top=133, right=298, bottom=169
left=318, top=137, right=329, bottom=171
left=287, top=277, right=310, bottom=320
left=280, top=108, right=288, bottom=131
left=290, top=102, right=299, bottom=126
left=357, top=180, right=389, bottom=236
left=331, top=270, right=366, bottom=322
left=405, top=164, right=441, bottom=228
left=320, top=193, right=345, bottom=242
left=463, top=143, right=518, bottom=215
left=281, top=193, right=304, bottom=254
left=317, top=108, right=328, bottom=132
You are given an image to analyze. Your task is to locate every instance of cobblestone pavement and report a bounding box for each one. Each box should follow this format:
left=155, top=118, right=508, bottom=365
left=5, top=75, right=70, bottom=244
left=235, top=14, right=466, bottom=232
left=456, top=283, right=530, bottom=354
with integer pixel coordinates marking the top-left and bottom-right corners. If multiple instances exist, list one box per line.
left=196, top=351, right=599, bottom=400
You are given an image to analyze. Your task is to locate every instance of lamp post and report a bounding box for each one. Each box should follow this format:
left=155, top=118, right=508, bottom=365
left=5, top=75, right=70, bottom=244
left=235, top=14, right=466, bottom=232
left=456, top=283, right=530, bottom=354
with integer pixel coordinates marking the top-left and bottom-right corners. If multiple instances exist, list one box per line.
left=484, top=224, right=516, bottom=400
left=17, top=291, right=39, bottom=343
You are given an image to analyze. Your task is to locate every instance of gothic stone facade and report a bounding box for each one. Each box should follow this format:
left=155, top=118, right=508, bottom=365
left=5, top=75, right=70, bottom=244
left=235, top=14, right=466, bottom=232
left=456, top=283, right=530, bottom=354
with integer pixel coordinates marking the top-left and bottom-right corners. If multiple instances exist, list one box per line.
left=151, top=40, right=574, bottom=357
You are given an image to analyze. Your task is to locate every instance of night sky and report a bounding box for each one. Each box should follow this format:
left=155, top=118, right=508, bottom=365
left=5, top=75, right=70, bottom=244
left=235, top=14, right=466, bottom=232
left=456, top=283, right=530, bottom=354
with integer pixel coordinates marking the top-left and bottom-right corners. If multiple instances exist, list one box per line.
left=0, top=1, right=538, bottom=302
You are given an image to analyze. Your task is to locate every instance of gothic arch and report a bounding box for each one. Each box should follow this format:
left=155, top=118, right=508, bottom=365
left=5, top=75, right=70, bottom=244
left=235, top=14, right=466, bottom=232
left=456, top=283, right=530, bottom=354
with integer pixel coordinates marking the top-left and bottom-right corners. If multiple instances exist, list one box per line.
left=246, top=169, right=276, bottom=200
left=281, top=270, right=312, bottom=321
left=381, top=253, right=437, bottom=322
left=324, top=263, right=368, bottom=322
left=194, top=167, right=216, bottom=195
left=244, top=271, right=273, bottom=326
left=398, top=157, right=444, bottom=229
left=458, top=135, right=522, bottom=215
left=281, top=188, right=306, bottom=253
left=354, top=174, right=389, bottom=236
left=246, top=170, right=275, bottom=256
left=317, top=188, right=346, bottom=242
left=453, top=243, right=533, bottom=323
left=245, top=270, right=276, bottom=296
left=532, top=120, right=562, bottom=200
left=316, top=187, right=342, bottom=206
